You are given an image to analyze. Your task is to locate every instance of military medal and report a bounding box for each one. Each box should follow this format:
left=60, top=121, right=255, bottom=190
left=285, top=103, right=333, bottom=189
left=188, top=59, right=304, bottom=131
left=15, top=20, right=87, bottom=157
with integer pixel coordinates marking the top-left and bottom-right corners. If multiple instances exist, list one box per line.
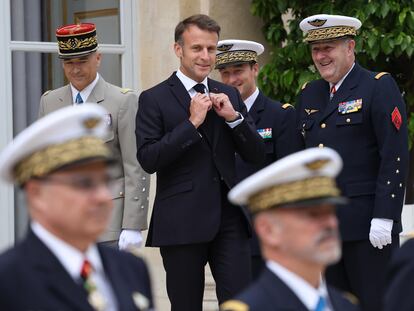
left=257, top=128, right=272, bottom=139
left=338, top=99, right=362, bottom=114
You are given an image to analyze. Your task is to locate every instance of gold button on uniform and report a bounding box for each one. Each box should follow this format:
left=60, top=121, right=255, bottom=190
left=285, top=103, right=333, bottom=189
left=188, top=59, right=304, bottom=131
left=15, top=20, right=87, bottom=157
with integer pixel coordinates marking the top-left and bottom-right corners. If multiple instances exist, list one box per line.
left=391, top=194, right=395, bottom=198
left=318, top=143, right=324, bottom=148
left=346, top=118, right=351, bottom=123
left=321, top=123, right=326, bottom=128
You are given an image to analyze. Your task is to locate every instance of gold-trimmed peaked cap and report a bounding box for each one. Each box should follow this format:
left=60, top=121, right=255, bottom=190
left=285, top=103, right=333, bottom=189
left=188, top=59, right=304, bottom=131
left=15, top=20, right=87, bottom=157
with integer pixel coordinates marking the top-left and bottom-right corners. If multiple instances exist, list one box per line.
left=0, top=104, right=112, bottom=185
left=300, top=14, right=361, bottom=43
left=56, top=23, right=98, bottom=59
left=228, top=147, right=345, bottom=214
left=216, top=39, right=264, bottom=69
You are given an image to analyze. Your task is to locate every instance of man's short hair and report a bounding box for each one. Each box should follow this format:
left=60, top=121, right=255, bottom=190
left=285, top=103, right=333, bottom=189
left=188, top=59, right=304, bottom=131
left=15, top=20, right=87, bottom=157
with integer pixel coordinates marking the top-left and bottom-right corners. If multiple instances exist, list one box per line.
left=174, top=14, right=220, bottom=45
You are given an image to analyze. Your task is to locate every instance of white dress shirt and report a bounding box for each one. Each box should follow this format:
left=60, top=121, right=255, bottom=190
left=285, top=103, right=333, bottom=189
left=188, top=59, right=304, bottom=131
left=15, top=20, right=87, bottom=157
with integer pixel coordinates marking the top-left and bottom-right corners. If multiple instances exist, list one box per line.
left=31, top=221, right=118, bottom=311
left=70, top=73, right=100, bottom=105
left=244, top=87, right=259, bottom=112
left=329, top=63, right=355, bottom=93
left=267, top=260, right=332, bottom=311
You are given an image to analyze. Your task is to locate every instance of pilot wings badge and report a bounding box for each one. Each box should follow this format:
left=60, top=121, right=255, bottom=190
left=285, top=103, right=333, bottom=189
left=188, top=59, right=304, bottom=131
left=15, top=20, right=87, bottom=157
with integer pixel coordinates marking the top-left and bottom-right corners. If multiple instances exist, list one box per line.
left=304, top=109, right=319, bottom=115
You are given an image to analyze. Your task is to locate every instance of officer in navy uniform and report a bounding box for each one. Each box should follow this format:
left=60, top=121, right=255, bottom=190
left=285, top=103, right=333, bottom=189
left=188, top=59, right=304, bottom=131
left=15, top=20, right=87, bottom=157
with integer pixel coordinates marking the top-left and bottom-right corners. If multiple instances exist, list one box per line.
left=220, top=147, right=360, bottom=311
left=216, top=39, right=303, bottom=279
left=0, top=104, right=153, bottom=311
left=296, top=14, right=408, bottom=311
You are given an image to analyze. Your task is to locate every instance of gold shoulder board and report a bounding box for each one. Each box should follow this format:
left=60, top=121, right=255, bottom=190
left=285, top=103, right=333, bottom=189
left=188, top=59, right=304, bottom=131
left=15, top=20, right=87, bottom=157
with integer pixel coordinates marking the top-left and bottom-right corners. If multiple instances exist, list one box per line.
left=282, top=103, right=293, bottom=109
left=42, top=90, right=51, bottom=96
left=301, top=82, right=308, bottom=90
left=375, top=72, right=389, bottom=80
left=120, top=88, right=134, bottom=94
left=220, top=300, right=249, bottom=311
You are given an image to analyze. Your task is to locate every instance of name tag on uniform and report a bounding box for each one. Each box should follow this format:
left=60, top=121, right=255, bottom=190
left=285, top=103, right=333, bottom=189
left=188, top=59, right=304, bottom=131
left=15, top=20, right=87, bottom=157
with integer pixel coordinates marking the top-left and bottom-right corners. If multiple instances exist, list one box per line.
left=257, top=128, right=272, bottom=139
left=338, top=99, right=362, bottom=114
left=104, top=113, right=112, bottom=126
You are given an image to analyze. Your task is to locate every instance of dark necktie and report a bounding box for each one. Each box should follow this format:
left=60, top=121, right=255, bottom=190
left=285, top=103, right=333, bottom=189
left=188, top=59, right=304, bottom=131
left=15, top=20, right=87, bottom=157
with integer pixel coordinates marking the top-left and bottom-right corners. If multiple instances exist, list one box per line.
left=75, top=92, right=84, bottom=104
left=329, top=85, right=336, bottom=100
left=80, top=259, right=106, bottom=310
left=193, top=83, right=206, bottom=94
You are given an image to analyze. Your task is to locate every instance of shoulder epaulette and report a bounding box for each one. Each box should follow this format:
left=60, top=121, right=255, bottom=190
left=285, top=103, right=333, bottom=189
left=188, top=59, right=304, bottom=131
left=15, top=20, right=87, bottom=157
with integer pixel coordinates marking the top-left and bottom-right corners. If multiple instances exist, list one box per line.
left=120, top=88, right=134, bottom=94
left=42, top=90, right=51, bottom=96
left=220, top=300, right=249, bottom=311
left=282, top=103, right=294, bottom=109
left=375, top=72, right=389, bottom=80
left=301, top=82, right=308, bottom=90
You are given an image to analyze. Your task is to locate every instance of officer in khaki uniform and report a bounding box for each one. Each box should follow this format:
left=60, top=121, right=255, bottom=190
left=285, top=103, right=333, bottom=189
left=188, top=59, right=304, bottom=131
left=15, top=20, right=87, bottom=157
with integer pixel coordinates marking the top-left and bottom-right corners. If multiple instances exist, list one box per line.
left=39, top=23, right=149, bottom=249
left=296, top=14, right=408, bottom=311
left=220, top=148, right=360, bottom=311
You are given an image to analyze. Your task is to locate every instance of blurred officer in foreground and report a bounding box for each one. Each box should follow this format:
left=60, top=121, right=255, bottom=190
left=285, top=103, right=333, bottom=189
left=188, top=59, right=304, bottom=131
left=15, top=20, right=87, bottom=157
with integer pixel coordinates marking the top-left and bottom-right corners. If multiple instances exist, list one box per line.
left=297, top=14, right=408, bottom=311
left=216, top=39, right=303, bottom=278
left=220, top=147, right=359, bottom=311
left=39, top=22, right=149, bottom=250
left=0, top=104, right=153, bottom=311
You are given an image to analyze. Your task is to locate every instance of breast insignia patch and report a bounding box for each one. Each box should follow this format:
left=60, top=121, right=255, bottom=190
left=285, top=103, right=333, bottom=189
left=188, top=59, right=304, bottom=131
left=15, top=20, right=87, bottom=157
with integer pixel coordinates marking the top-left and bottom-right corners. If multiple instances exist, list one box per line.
left=304, top=108, right=319, bottom=115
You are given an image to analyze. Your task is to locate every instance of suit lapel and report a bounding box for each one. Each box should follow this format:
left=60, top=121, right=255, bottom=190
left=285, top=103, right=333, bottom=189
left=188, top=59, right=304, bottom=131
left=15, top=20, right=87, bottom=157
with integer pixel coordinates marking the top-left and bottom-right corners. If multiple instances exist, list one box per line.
left=260, top=267, right=310, bottom=311
left=86, top=76, right=105, bottom=103
left=99, top=246, right=137, bottom=310
left=248, top=91, right=265, bottom=125
left=168, top=73, right=192, bottom=113
left=320, top=63, right=360, bottom=122
left=57, top=85, right=73, bottom=108
left=25, top=231, right=94, bottom=311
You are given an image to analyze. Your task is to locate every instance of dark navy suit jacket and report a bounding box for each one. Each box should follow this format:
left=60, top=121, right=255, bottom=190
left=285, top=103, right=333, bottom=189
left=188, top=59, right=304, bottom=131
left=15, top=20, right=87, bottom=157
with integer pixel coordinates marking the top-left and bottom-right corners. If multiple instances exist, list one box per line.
left=136, top=73, right=265, bottom=247
left=0, top=230, right=153, bottom=311
left=220, top=267, right=360, bottom=311
left=296, top=63, right=408, bottom=241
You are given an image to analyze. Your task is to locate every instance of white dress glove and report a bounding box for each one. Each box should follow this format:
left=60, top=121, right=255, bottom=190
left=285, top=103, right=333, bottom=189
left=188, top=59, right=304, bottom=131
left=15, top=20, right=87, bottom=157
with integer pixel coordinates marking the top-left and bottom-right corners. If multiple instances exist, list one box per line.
left=118, top=229, right=143, bottom=250
left=369, top=218, right=393, bottom=249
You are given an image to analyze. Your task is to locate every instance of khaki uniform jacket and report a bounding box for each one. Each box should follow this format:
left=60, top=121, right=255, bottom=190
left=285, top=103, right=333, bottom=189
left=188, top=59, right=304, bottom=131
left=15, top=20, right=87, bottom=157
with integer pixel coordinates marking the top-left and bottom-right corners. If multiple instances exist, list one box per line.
left=39, top=76, right=149, bottom=241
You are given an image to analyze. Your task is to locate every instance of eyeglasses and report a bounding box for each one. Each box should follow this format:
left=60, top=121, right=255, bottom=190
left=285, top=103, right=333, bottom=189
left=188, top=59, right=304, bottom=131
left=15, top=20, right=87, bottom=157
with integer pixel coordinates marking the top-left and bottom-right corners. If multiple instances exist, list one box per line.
left=38, top=174, right=115, bottom=192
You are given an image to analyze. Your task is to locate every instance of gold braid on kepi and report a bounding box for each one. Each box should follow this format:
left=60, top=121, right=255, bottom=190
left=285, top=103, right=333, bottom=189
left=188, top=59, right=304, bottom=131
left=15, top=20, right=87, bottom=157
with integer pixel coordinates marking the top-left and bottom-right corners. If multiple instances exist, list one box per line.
left=13, top=136, right=110, bottom=185
left=56, top=23, right=98, bottom=59
left=248, top=176, right=340, bottom=213
left=305, top=26, right=357, bottom=42
left=215, top=50, right=257, bottom=69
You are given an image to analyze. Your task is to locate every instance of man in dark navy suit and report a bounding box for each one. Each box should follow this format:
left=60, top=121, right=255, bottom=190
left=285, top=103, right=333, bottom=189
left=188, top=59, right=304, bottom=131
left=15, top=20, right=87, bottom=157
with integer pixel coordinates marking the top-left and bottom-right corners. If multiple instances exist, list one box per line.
left=0, top=104, right=153, bottom=311
left=296, top=14, right=409, bottom=311
left=216, top=39, right=303, bottom=279
left=221, top=148, right=360, bottom=311
left=136, top=14, right=265, bottom=311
